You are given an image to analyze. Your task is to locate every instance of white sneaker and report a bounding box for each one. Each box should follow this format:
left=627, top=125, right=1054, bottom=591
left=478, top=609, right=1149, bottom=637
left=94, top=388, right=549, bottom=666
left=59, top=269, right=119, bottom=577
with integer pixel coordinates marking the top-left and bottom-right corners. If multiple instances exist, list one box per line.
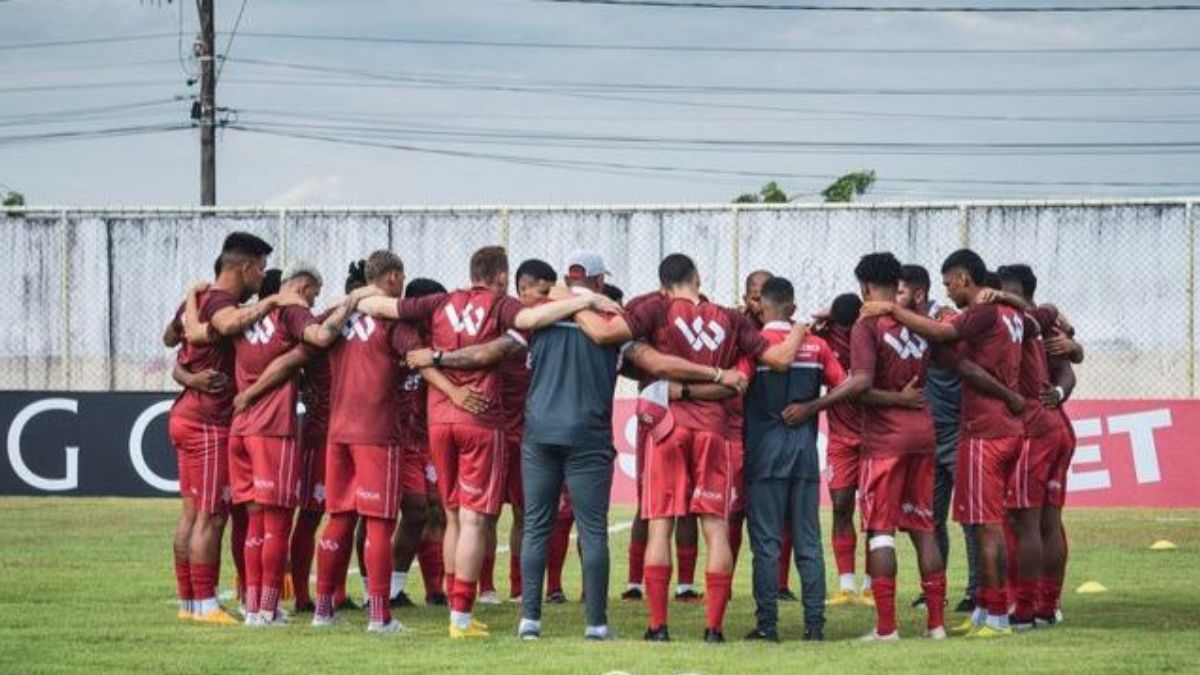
left=260, top=609, right=289, bottom=627
left=244, top=613, right=265, bottom=628
left=1054, top=609, right=1064, bottom=624
left=237, top=603, right=248, bottom=619
left=367, top=619, right=407, bottom=635
left=925, top=626, right=947, bottom=640
left=860, top=629, right=901, bottom=642
left=518, top=618, right=541, bottom=641
left=478, top=591, right=502, bottom=605
left=311, top=614, right=338, bottom=628
left=509, top=595, right=523, bottom=604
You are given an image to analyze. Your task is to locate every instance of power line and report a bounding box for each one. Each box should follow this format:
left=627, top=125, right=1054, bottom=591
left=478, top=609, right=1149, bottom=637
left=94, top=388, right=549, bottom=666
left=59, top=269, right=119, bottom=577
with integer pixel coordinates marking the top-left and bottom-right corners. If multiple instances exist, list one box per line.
left=531, top=1, right=1200, bottom=12
left=215, top=0, right=249, bottom=83
left=0, top=97, right=186, bottom=127
left=0, top=123, right=191, bottom=146
left=0, top=80, right=184, bottom=94
left=235, top=30, right=1200, bottom=55
left=0, top=33, right=175, bottom=51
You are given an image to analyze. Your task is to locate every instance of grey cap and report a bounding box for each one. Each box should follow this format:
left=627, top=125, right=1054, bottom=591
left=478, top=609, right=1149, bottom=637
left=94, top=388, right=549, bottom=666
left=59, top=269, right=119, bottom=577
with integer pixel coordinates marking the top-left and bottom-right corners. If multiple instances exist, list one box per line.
left=565, top=249, right=613, bottom=279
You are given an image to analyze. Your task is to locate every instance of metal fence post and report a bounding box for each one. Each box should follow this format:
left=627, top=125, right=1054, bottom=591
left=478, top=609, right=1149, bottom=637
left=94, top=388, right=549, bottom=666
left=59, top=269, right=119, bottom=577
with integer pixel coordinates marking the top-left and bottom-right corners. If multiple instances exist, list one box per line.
left=730, top=205, right=741, bottom=305
left=60, top=209, right=71, bottom=390
left=958, top=203, right=971, bottom=248
left=278, top=208, right=289, bottom=267
left=500, top=207, right=510, bottom=250
left=1188, top=200, right=1196, bottom=398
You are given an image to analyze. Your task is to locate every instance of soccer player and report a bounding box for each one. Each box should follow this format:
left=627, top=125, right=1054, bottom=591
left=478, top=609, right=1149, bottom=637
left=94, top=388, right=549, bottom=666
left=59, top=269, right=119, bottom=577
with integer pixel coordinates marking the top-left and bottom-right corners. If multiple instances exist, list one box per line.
left=196, top=263, right=363, bottom=626
left=480, top=259, right=557, bottom=604
left=741, top=276, right=845, bottom=643
left=357, top=245, right=620, bottom=638
left=572, top=253, right=805, bottom=643
left=813, top=292, right=871, bottom=606
left=163, top=232, right=278, bottom=624
left=310, top=250, right=426, bottom=634
left=897, top=264, right=980, bottom=613
left=862, top=248, right=1028, bottom=638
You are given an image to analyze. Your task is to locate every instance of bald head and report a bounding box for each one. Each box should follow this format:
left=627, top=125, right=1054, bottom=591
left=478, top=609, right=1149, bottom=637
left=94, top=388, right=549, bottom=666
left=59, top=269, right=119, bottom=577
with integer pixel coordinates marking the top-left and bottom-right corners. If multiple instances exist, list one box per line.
left=743, top=269, right=774, bottom=321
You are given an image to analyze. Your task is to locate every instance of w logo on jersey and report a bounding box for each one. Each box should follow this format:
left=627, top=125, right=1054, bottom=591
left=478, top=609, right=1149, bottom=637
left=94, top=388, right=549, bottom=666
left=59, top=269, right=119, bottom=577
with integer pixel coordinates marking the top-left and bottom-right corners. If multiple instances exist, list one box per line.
left=674, top=316, right=726, bottom=352
left=444, top=303, right=486, bottom=336
left=243, top=316, right=276, bottom=345
left=882, top=327, right=928, bottom=360
left=341, top=312, right=376, bottom=342
left=1002, top=314, right=1024, bottom=343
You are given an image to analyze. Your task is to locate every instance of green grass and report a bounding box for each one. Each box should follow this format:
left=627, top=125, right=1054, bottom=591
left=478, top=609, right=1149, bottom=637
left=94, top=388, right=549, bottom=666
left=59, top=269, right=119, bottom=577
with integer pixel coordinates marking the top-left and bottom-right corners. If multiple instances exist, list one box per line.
left=0, top=499, right=1196, bottom=674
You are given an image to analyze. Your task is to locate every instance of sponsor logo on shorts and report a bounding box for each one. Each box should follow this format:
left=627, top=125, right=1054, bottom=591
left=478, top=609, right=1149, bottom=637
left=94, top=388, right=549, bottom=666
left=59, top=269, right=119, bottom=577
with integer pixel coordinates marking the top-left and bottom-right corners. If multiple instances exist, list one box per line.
left=356, top=488, right=381, bottom=501
left=693, top=487, right=724, bottom=502
left=1047, top=479, right=1063, bottom=493
left=246, top=536, right=265, bottom=547
left=901, top=501, right=934, bottom=520
left=425, top=464, right=438, bottom=483
left=312, top=483, right=326, bottom=504
left=459, top=481, right=483, bottom=496
left=220, top=486, right=231, bottom=504
left=318, top=539, right=340, bottom=552
left=253, top=478, right=276, bottom=490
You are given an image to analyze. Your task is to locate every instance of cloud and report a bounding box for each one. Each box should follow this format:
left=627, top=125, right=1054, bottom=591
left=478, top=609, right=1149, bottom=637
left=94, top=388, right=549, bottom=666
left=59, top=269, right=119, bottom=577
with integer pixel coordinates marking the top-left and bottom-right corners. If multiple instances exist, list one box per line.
left=266, top=175, right=344, bottom=205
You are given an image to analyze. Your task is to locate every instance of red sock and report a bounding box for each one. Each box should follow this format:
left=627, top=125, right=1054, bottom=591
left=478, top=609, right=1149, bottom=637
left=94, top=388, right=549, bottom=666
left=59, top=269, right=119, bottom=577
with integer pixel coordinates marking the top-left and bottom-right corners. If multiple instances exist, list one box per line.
left=173, top=556, right=193, bottom=604
left=190, top=562, right=218, bottom=603
left=704, top=572, right=733, bottom=631
left=230, top=505, right=248, bottom=602
left=446, top=573, right=456, bottom=598
left=644, top=564, right=671, bottom=628
left=832, top=530, right=856, bottom=576
left=873, top=576, right=897, bottom=635
left=778, top=530, right=793, bottom=589
left=260, top=506, right=293, bottom=615
left=244, top=508, right=265, bottom=613
left=479, top=551, right=497, bottom=594
left=315, top=512, right=355, bottom=617
left=921, top=572, right=947, bottom=630
left=547, top=518, right=572, bottom=591
left=627, top=539, right=646, bottom=585
left=289, top=510, right=321, bottom=607
left=451, top=575, right=477, bottom=614
left=509, top=551, right=522, bottom=598
left=728, top=517, right=744, bottom=573
left=676, top=545, right=698, bottom=587
left=365, top=517, right=396, bottom=624
left=987, top=585, right=1008, bottom=617
left=418, top=539, right=444, bottom=600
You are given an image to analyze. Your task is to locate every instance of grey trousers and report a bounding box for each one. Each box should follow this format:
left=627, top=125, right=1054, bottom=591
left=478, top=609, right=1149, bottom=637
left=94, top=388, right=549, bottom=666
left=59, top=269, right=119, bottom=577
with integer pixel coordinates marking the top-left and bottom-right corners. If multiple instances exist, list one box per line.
left=934, top=442, right=980, bottom=600
left=520, top=441, right=614, bottom=628
left=745, top=477, right=825, bottom=631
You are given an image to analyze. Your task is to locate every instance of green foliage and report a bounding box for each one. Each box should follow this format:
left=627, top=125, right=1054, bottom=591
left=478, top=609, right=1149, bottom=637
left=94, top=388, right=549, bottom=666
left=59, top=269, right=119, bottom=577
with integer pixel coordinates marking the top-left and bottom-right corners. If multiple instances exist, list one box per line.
left=2, top=190, right=24, bottom=208
left=733, top=181, right=790, bottom=204
left=822, top=170, right=876, bottom=203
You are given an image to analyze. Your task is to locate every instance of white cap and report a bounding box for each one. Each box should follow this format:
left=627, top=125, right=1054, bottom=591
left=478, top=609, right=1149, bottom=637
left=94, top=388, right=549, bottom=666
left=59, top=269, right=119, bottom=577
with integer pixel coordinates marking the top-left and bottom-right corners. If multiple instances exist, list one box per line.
left=565, top=249, right=612, bottom=279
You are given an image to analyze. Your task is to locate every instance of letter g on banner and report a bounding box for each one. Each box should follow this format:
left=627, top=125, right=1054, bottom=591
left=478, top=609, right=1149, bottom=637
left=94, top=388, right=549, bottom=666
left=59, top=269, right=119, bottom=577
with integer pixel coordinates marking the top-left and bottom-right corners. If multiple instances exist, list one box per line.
left=6, top=398, right=79, bottom=491
left=129, top=400, right=178, bottom=493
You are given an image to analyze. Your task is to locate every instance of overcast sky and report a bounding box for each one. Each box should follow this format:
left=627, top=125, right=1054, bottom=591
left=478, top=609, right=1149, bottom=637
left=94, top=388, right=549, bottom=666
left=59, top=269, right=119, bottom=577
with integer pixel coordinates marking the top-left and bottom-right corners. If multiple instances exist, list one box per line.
left=1, top=0, right=1198, bottom=205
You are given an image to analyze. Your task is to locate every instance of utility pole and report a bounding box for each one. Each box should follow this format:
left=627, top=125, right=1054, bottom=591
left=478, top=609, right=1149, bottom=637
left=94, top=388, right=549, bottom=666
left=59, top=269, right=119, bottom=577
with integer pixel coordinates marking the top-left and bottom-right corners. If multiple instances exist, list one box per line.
left=198, top=0, right=216, bottom=206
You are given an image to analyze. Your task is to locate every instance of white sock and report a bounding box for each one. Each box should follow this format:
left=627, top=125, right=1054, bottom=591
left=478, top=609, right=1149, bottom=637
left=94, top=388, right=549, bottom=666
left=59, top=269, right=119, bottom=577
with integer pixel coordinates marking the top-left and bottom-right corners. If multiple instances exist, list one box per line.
left=971, top=607, right=987, bottom=626
left=390, top=572, right=408, bottom=599
left=626, top=583, right=644, bottom=592
left=861, top=575, right=873, bottom=591
left=450, top=610, right=472, bottom=630
left=839, top=574, right=857, bottom=592
left=986, top=613, right=1007, bottom=630
left=196, top=597, right=219, bottom=614
left=676, top=583, right=694, bottom=594
left=585, top=625, right=611, bottom=640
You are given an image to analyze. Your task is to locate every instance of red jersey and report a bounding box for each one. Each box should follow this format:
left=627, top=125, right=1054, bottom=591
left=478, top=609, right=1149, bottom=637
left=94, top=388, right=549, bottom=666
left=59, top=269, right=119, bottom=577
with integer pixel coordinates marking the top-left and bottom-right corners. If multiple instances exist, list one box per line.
left=814, top=324, right=861, bottom=440
left=626, top=295, right=769, bottom=433
left=499, top=330, right=532, bottom=433
left=327, top=310, right=424, bottom=445
left=231, top=306, right=315, bottom=437
left=170, top=288, right=240, bottom=426
left=1018, top=307, right=1061, bottom=437
left=761, top=321, right=846, bottom=390
left=300, top=307, right=335, bottom=435
left=398, top=369, right=429, bottom=447
left=391, top=288, right=523, bottom=429
left=727, top=354, right=754, bottom=442
left=851, top=315, right=936, bottom=456
left=951, top=303, right=1025, bottom=438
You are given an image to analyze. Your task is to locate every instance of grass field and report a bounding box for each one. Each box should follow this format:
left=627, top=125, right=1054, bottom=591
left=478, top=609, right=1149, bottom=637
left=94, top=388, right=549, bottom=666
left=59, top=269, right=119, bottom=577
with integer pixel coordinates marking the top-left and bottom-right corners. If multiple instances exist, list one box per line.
left=0, top=499, right=1196, bottom=674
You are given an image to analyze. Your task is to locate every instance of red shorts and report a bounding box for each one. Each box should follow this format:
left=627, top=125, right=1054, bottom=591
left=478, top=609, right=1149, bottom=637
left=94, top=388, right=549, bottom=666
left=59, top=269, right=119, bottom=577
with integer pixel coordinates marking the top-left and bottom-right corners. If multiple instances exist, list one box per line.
left=228, top=433, right=254, bottom=506
left=325, top=442, right=404, bottom=519
left=859, top=453, right=935, bottom=533
left=635, top=426, right=649, bottom=517
left=953, top=436, right=1022, bottom=525
left=244, top=435, right=302, bottom=508
left=728, top=439, right=745, bottom=514
left=557, top=485, right=573, bottom=520
left=1046, top=414, right=1076, bottom=508
left=1009, top=421, right=1074, bottom=510
left=825, top=434, right=863, bottom=492
left=400, top=443, right=429, bottom=499
left=504, top=430, right=524, bottom=509
left=429, top=423, right=507, bottom=516
left=641, top=426, right=732, bottom=520
left=167, top=414, right=230, bottom=515
left=298, top=426, right=327, bottom=512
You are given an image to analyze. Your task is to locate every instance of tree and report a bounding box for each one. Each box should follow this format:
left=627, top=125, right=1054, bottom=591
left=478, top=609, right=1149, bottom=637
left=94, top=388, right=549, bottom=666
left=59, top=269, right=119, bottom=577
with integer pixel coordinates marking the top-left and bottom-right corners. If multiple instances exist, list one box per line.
left=733, top=181, right=790, bottom=204
left=822, top=170, right=876, bottom=203
left=3, top=190, right=24, bottom=208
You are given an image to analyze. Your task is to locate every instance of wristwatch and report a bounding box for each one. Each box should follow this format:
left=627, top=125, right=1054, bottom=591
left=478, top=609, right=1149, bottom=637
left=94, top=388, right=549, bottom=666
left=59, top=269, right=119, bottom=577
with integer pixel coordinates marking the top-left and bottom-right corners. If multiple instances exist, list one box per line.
left=681, top=383, right=692, bottom=401
left=432, top=350, right=444, bottom=367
